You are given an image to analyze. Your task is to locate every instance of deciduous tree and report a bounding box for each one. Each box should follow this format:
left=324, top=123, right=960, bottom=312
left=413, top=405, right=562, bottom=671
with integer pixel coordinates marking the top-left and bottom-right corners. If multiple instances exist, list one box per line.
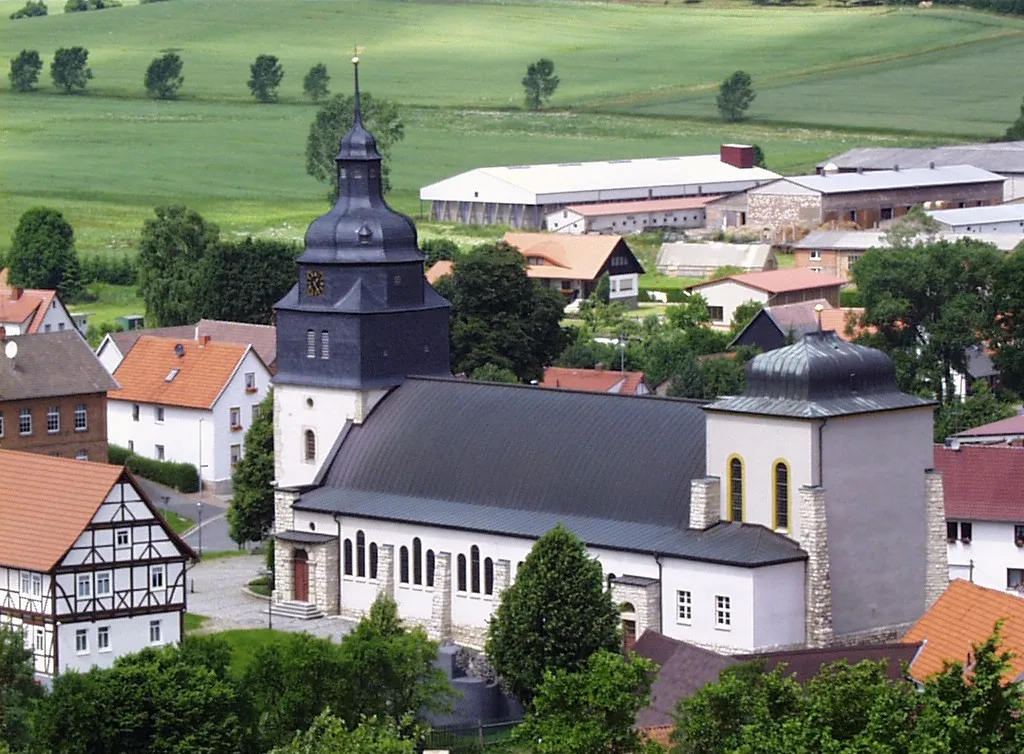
left=271, top=710, right=415, bottom=754
left=0, top=626, right=42, bottom=750
left=514, top=650, right=663, bottom=754
left=522, top=58, right=560, bottom=110
left=8, top=50, right=43, bottom=92
left=144, top=52, right=184, bottom=99
left=196, top=236, right=299, bottom=324
left=50, top=46, right=92, bottom=94
left=227, top=390, right=274, bottom=545
left=934, top=382, right=1016, bottom=442
left=302, top=63, right=330, bottom=103
left=306, top=91, right=404, bottom=200
left=248, top=54, right=283, bottom=103
left=7, top=206, right=83, bottom=299
left=486, top=525, right=621, bottom=703
left=1004, top=95, right=1024, bottom=141
left=8, top=1, right=46, bottom=19
left=716, top=71, right=755, bottom=122
left=420, top=237, right=459, bottom=268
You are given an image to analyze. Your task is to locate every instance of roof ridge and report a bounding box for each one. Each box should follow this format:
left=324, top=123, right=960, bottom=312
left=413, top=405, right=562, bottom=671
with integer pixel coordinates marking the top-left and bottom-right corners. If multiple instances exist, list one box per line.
left=405, top=374, right=705, bottom=405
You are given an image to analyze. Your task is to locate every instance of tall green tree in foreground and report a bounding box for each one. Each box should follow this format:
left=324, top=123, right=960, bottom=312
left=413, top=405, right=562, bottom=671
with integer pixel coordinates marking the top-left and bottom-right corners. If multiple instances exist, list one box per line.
left=514, top=650, right=663, bottom=754
left=271, top=710, right=415, bottom=754
left=144, top=52, right=184, bottom=99
left=433, top=242, right=569, bottom=383
left=248, top=54, right=283, bottom=103
left=716, top=70, right=755, bottom=122
left=306, top=91, right=404, bottom=200
left=7, top=207, right=83, bottom=299
left=303, top=62, right=330, bottom=103
left=50, top=46, right=92, bottom=93
left=8, top=50, right=42, bottom=92
left=522, top=57, right=560, bottom=110
left=227, top=390, right=274, bottom=545
left=486, top=525, right=621, bottom=703
left=0, top=626, right=43, bottom=751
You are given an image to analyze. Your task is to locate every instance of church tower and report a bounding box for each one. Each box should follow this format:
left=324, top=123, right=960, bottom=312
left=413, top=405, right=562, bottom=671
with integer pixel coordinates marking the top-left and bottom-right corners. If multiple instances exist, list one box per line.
left=273, top=58, right=451, bottom=487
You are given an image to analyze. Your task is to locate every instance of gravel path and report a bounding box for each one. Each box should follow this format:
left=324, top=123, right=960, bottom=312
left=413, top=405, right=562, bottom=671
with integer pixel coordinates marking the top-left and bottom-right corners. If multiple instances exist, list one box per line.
left=186, top=554, right=355, bottom=641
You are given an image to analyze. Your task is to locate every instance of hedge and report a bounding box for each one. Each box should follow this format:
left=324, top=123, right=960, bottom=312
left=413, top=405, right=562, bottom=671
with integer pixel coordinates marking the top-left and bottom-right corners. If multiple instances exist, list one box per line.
left=840, top=289, right=864, bottom=308
left=109, top=444, right=200, bottom=493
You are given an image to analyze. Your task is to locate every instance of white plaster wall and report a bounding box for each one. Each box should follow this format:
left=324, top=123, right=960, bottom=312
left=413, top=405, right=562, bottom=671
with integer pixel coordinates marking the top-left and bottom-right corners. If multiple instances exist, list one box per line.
left=705, top=412, right=815, bottom=539
left=96, top=338, right=124, bottom=376
left=107, top=400, right=215, bottom=479
left=941, top=220, right=1024, bottom=234
left=58, top=611, right=181, bottom=673
left=210, top=349, right=270, bottom=482
left=752, top=560, right=806, bottom=648
left=659, top=558, right=755, bottom=652
left=274, top=385, right=387, bottom=487
left=36, top=300, right=77, bottom=335
left=609, top=273, right=639, bottom=300
left=545, top=209, right=586, bottom=234
left=947, top=520, right=1024, bottom=595
left=0, top=314, right=32, bottom=335
left=689, top=281, right=770, bottom=326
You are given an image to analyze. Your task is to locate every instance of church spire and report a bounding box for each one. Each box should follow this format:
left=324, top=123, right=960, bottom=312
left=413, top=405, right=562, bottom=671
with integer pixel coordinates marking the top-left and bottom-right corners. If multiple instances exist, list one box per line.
left=352, top=56, right=363, bottom=128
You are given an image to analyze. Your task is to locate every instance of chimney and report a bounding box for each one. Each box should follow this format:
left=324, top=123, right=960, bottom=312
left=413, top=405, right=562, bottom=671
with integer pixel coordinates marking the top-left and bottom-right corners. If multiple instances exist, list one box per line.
left=893, top=163, right=900, bottom=172
left=10, top=288, right=23, bottom=301
left=720, top=144, right=755, bottom=169
left=200, top=335, right=211, bottom=346
left=929, top=161, right=936, bottom=169
left=856, top=167, right=864, bottom=175
left=594, top=363, right=606, bottom=372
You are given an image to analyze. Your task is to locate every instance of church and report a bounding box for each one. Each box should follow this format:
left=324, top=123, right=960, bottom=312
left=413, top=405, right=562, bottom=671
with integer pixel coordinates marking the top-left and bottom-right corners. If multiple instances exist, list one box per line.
left=270, top=60, right=949, bottom=654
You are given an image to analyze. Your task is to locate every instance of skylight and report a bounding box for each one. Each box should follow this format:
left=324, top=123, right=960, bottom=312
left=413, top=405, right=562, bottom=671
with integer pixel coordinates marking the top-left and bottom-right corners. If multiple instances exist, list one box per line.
left=165, top=368, right=180, bottom=383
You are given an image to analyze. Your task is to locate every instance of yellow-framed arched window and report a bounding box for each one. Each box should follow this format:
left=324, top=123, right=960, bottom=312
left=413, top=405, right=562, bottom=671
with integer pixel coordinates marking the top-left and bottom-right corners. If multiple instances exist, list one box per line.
left=727, top=455, right=745, bottom=522
left=773, top=460, right=791, bottom=532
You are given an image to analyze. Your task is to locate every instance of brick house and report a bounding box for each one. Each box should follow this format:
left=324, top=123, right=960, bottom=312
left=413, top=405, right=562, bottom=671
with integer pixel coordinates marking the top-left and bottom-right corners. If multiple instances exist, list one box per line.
left=745, top=166, right=1004, bottom=234
left=0, top=331, right=118, bottom=462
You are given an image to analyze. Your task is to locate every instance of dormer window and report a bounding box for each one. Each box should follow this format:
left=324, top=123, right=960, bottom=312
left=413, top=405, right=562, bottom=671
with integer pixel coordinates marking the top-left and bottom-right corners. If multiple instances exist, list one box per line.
left=357, top=223, right=372, bottom=245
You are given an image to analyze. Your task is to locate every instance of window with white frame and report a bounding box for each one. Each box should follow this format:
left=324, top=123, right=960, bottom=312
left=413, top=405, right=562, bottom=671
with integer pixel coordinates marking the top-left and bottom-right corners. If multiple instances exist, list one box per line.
left=19, top=408, right=31, bottom=436
left=132, top=404, right=140, bottom=422
left=77, top=573, right=92, bottom=599
left=677, top=590, right=692, bottom=623
left=75, top=403, right=87, bottom=431
left=75, top=629, right=88, bottom=654
left=245, top=372, right=257, bottom=391
left=21, top=572, right=42, bottom=597
left=47, top=406, right=59, bottom=433
left=76, top=450, right=88, bottom=461
left=230, top=444, right=241, bottom=467
left=809, top=249, right=822, bottom=260
left=155, top=407, right=165, bottom=423
left=155, top=445, right=165, bottom=461
left=230, top=407, right=241, bottom=428
left=95, top=571, right=112, bottom=597
left=115, top=529, right=130, bottom=549
left=150, top=565, right=165, bottom=590
left=149, top=620, right=162, bottom=644
left=128, top=439, right=134, bottom=452
left=251, top=404, right=260, bottom=422
left=34, top=629, right=44, bottom=652
left=715, top=595, right=732, bottom=629
left=97, top=626, right=110, bottom=652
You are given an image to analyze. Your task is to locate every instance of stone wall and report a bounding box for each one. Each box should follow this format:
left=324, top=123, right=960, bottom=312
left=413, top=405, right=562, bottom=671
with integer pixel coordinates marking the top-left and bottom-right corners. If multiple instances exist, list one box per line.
left=800, top=485, right=833, bottom=648
left=611, top=578, right=661, bottom=639
left=427, top=552, right=452, bottom=643
left=273, top=488, right=299, bottom=533
left=689, top=477, right=721, bottom=530
left=272, top=539, right=291, bottom=604
left=311, top=541, right=340, bottom=615
left=748, top=192, right=822, bottom=230
left=924, top=469, right=949, bottom=609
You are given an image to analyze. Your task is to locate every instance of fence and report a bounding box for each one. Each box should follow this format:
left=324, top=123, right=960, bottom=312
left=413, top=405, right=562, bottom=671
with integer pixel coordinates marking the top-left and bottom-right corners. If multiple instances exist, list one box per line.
left=422, top=719, right=522, bottom=753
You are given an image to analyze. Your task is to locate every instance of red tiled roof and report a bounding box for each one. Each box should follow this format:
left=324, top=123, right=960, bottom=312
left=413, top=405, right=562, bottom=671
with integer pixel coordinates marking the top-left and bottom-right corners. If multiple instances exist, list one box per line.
left=426, top=260, right=455, bottom=285
left=729, top=268, right=847, bottom=294
left=903, top=579, right=1024, bottom=683
left=541, top=367, right=647, bottom=395
left=0, top=450, right=123, bottom=571
left=110, top=336, right=251, bottom=410
left=934, top=444, right=1024, bottom=522
left=957, top=415, right=1024, bottom=437
left=565, top=196, right=724, bottom=217
left=0, top=268, right=59, bottom=334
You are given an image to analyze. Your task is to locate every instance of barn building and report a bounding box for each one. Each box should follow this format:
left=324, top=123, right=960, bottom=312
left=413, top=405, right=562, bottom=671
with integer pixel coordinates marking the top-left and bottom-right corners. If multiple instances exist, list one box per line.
left=544, top=196, right=721, bottom=235
left=420, top=145, right=778, bottom=230
left=926, top=205, right=1024, bottom=235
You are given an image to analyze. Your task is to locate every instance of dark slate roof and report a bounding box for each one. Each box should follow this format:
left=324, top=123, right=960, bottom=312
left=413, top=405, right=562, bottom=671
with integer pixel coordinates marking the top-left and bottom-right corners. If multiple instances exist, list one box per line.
left=735, top=642, right=922, bottom=683
left=1, top=331, right=118, bottom=401
left=273, top=530, right=337, bottom=544
left=297, top=377, right=806, bottom=566
left=710, top=331, right=934, bottom=419
left=613, top=575, right=660, bottom=587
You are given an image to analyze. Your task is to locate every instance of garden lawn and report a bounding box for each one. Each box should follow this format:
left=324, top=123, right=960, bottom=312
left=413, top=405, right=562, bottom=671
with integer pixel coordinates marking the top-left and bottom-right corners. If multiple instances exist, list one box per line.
left=161, top=510, right=195, bottom=536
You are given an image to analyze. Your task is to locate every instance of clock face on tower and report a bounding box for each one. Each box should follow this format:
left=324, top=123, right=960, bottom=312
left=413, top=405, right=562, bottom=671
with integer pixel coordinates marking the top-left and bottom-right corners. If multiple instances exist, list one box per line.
left=306, top=270, right=325, bottom=297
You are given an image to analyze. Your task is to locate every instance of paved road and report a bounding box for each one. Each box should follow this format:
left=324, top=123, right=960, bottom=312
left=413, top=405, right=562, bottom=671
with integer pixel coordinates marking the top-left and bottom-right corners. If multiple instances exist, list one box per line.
left=186, top=554, right=355, bottom=641
left=136, top=478, right=237, bottom=554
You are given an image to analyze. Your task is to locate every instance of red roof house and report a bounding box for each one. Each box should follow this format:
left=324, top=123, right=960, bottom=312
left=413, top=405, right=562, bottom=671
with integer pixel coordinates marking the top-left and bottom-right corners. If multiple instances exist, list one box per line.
left=541, top=366, right=650, bottom=396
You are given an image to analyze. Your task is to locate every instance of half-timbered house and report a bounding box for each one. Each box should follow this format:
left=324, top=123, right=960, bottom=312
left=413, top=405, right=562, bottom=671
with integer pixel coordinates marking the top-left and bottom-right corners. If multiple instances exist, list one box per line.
left=0, top=450, right=194, bottom=677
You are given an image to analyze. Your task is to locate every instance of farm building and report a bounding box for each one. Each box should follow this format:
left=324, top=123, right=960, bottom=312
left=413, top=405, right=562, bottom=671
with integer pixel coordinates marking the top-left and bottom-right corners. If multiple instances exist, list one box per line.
left=544, top=196, right=721, bottom=234
left=817, top=142, right=1024, bottom=201
left=656, top=241, right=776, bottom=278
left=926, top=204, right=1024, bottom=234
left=419, top=145, right=778, bottom=230
left=686, top=269, right=846, bottom=329
left=791, top=229, right=1024, bottom=281
left=742, top=166, right=1004, bottom=233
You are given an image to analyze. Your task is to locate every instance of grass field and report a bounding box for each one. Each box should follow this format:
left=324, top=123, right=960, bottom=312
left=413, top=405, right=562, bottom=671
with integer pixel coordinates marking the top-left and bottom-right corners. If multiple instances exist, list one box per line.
left=3, top=0, right=1023, bottom=323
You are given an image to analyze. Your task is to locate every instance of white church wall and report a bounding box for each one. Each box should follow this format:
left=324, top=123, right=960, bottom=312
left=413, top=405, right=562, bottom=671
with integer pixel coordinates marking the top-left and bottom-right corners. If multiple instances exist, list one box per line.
left=659, top=558, right=754, bottom=652
left=751, top=560, right=806, bottom=649
left=706, top=412, right=814, bottom=540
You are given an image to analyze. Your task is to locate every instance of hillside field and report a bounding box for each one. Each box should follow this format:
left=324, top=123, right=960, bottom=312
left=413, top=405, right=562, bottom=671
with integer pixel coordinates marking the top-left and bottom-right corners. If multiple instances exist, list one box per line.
left=2, top=0, right=1023, bottom=270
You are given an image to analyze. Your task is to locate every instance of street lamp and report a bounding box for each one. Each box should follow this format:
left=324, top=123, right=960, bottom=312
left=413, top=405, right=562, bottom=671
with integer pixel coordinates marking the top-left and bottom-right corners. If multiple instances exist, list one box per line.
left=197, top=499, right=203, bottom=557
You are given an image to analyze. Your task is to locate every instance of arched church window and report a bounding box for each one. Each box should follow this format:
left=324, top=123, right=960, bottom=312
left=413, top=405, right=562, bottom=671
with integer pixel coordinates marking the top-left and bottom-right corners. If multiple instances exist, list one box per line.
left=400, top=546, right=409, bottom=584
left=471, top=546, right=480, bottom=593
left=774, top=461, right=790, bottom=531
left=304, top=430, right=316, bottom=463
left=343, top=539, right=353, bottom=576
left=426, top=550, right=435, bottom=588
left=369, top=543, right=378, bottom=580
left=413, top=537, right=422, bottom=585
left=606, top=572, right=616, bottom=591
left=484, top=557, right=494, bottom=596
left=728, top=456, right=744, bottom=522
left=457, top=554, right=467, bottom=592
left=356, top=530, right=366, bottom=578
left=320, top=330, right=329, bottom=360
left=306, top=330, right=316, bottom=359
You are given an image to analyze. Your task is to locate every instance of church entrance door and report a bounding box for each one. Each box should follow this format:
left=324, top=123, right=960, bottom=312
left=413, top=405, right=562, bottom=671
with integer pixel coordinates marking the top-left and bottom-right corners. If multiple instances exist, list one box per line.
left=293, top=550, right=309, bottom=602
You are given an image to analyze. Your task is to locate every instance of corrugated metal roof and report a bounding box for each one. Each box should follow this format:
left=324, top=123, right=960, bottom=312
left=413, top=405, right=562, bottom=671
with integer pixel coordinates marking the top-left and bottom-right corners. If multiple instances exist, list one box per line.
left=793, top=229, right=1024, bottom=252
left=757, top=165, right=1004, bottom=196
left=710, top=332, right=934, bottom=418
left=657, top=241, right=772, bottom=270
left=819, top=142, right=1024, bottom=174
left=563, top=196, right=724, bottom=216
left=927, top=204, right=1024, bottom=227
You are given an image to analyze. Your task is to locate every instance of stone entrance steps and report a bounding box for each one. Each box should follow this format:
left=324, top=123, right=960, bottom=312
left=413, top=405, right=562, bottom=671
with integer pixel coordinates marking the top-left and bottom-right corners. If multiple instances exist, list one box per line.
left=268, top=600, right=324, bottom=621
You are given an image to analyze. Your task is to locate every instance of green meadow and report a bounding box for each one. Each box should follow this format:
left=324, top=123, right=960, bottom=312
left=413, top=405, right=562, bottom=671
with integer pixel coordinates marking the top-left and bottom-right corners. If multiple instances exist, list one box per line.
left=2, top=0, right=1023, bottom=289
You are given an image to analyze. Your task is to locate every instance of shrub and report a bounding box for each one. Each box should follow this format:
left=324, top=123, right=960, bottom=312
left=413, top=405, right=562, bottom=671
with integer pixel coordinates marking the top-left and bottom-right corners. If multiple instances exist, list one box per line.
left=840, top=288, right=864, bottom=307
left=9, top=50, right=43, bottom=92
left=109, top=444, right=200, bottom=493
left=9, top=1, right=46, bottom=18
left=65, top=0, right=121, bottom=11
